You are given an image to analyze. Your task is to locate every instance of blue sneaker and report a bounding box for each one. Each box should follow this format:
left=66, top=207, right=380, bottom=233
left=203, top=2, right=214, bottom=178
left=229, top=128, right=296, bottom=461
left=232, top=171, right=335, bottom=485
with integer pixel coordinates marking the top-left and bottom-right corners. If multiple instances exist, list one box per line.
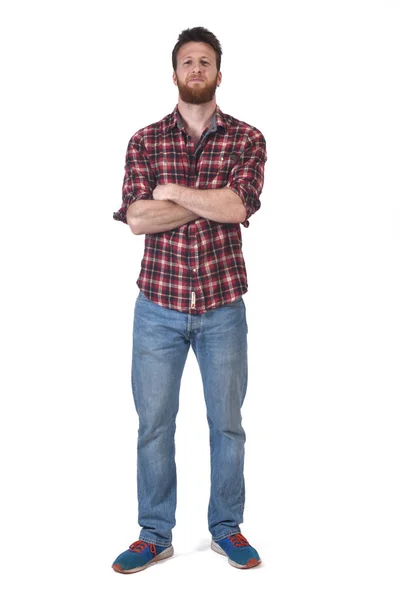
left=211, top=534, right=261, bottom=569
left=112, top=540, right=174, bottom=574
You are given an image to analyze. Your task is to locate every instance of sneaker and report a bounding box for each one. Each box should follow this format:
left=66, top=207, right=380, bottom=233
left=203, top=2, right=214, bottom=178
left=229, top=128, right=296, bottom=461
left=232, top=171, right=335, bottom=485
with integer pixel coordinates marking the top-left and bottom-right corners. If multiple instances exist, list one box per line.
left=211, top=533, right=261, bottom=569
left=112, top=540, right=174, bottom=574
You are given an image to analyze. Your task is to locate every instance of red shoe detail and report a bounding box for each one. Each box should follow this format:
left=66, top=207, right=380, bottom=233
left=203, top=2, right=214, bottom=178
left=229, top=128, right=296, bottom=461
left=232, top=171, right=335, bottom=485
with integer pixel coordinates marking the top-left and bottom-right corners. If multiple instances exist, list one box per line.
left=128, top=541, right=156, bottom=556
left=227, top=534, right=250, bottom=547
left=112, top=563, right=124, bottom=573
left=246, top=558, right=261, bottom=568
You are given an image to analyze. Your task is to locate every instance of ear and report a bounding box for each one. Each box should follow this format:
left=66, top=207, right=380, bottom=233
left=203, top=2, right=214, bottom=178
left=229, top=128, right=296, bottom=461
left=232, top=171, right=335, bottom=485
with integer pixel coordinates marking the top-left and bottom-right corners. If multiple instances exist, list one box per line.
left=172, top=71, right=177, bottom=86
left=217, top=71, right=222, bottom=87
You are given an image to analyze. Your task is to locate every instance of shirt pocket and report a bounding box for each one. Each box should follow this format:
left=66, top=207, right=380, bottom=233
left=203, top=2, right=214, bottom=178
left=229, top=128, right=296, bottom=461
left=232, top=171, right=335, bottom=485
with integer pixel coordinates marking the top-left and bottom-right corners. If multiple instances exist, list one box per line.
left=196, top=151, right=240, bottom=189
left=153, top=148, right=185, bottom=186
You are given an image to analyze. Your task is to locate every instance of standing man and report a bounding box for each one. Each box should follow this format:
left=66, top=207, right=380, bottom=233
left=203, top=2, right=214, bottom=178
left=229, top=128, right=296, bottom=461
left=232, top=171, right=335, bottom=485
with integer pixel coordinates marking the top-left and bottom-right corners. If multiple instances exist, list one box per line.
left=112, top=27, right=267, bottom=573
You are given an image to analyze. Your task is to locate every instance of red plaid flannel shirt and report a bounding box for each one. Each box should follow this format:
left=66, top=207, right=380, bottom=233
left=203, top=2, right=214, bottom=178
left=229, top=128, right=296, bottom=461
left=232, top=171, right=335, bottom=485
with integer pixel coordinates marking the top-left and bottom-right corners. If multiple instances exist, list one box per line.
left=113, top=105, right=267, bottom=314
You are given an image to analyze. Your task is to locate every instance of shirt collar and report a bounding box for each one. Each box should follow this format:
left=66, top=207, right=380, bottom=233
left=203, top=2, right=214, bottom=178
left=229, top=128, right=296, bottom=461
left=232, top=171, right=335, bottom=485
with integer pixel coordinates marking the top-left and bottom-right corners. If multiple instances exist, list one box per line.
left=166, top=105, right=228, bottom=133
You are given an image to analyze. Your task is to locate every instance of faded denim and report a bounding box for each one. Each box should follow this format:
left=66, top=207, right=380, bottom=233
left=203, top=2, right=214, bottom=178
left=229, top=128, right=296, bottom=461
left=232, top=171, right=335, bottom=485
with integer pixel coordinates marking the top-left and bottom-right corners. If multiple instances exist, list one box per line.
left=132, top=292, right=248, bottom=546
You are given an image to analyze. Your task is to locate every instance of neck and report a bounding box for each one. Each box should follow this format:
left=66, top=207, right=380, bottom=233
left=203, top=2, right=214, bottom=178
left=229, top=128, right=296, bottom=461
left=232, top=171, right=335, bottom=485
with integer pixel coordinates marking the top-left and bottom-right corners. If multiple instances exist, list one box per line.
left=177, top=98, right=217, bottom=135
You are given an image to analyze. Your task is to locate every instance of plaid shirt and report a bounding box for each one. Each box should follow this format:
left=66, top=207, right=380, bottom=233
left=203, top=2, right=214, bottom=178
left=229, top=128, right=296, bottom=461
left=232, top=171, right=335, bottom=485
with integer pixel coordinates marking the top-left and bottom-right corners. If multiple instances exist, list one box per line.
left=113, top=105, right=267, bottom=314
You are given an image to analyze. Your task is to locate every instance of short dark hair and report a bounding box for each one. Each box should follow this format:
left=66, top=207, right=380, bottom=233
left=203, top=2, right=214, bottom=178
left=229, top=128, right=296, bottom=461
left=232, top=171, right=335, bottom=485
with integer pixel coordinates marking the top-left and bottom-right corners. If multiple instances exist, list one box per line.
left=172, top=27, right=223, bottom=71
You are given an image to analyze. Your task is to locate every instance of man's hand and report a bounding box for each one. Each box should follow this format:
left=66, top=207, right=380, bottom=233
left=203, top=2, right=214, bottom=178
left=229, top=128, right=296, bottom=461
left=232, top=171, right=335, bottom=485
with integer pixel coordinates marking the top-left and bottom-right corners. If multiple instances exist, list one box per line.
left=152, top=184, right=177, bottom=201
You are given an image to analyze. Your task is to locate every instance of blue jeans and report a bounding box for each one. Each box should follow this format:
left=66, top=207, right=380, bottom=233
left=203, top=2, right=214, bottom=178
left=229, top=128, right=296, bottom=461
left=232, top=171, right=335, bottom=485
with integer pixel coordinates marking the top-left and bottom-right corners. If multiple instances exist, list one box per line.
left=132, top=292, right=248, bottom=546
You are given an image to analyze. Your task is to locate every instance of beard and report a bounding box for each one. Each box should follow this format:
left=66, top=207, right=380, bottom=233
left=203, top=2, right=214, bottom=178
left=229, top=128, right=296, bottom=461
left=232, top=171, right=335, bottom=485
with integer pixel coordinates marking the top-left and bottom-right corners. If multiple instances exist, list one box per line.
left=176, top=75, right=219, bottom=105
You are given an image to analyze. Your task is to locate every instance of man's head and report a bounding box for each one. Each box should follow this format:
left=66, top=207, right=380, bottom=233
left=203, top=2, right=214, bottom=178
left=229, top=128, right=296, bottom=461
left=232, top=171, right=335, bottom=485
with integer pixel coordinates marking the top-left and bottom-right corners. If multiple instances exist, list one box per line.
left=172, top=27, right=222, bottom=71
left=172, top=27, right=223, bottom=105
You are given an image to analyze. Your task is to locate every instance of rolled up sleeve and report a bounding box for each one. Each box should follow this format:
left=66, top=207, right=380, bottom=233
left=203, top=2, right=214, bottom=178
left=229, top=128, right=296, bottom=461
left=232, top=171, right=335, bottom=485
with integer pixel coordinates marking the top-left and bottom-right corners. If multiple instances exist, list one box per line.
left=113, top=134, right=155, bottom=224
left=226, top=131, right=267, bottom=227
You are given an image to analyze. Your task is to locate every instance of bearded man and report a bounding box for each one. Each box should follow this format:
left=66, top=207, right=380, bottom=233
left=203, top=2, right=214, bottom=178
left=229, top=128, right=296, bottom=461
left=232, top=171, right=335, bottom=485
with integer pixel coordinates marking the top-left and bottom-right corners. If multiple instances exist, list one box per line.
left=112, top=26, right=267, bottom=574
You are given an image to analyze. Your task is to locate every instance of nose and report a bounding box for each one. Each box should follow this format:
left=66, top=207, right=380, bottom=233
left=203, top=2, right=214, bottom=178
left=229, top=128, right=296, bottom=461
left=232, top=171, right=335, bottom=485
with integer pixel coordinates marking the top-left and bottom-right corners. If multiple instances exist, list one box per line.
left=191, top=62, right=202, bottom=73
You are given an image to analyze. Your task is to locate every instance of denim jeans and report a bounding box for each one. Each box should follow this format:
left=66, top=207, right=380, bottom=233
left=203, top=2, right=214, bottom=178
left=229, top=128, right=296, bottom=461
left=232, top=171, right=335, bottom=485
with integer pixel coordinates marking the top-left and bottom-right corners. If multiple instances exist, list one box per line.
left=132, top=291, right=248, bottom=546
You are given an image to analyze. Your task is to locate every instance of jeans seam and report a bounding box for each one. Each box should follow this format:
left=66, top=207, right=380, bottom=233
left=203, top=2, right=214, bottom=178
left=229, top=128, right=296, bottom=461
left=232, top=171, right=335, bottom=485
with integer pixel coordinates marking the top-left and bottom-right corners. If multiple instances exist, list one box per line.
left=139, top=535, right=171, bottom=548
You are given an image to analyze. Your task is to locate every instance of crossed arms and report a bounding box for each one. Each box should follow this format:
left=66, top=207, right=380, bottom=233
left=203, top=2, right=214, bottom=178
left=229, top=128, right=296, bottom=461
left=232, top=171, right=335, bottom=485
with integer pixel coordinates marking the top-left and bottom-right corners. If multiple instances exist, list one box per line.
left=127, top=185, right=246, bottom=235
left=115, top=131, right=267, bottom=234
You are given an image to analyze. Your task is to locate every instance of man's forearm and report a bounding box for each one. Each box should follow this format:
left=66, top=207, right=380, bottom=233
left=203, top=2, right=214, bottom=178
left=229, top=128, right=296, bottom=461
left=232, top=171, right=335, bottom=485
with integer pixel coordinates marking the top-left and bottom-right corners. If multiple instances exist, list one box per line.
left=153, top=184, right=246, bottom=223
left=127, top=199, right=199, bottom=235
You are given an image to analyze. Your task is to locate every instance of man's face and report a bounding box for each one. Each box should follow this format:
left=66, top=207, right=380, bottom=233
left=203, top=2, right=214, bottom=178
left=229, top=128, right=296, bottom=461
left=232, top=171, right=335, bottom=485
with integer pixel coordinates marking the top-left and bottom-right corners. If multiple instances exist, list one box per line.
left=173, top=42, right=222, bottom=104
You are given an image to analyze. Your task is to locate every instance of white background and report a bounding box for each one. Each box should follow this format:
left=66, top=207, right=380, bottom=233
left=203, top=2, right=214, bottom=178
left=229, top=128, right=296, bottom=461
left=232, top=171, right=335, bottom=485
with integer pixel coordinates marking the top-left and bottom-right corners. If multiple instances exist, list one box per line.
left=1, top=0, right=399, bottom=598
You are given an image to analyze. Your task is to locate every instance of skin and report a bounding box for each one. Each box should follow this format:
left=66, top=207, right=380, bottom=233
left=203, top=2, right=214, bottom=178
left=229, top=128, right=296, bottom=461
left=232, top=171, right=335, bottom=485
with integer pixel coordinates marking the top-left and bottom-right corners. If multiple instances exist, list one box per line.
left=127, top=41, right=246, bottom=235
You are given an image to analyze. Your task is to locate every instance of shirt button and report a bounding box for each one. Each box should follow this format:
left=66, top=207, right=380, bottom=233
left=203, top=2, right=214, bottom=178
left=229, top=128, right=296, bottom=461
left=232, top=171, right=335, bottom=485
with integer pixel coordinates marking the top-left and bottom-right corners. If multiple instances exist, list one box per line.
left=193, top=268, right=197, bottom=272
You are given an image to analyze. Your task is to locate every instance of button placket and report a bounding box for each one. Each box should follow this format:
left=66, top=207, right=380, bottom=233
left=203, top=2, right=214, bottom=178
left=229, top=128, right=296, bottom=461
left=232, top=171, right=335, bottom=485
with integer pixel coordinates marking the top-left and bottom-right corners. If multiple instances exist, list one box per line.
left=188, top=223, right=201, bottom=312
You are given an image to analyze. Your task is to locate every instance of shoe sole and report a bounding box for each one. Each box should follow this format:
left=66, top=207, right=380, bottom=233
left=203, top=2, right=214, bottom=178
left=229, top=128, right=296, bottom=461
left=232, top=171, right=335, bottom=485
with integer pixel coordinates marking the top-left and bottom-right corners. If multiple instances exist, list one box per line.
left=211, top=540, right=261, bottom=569
left=112, top=545, right=174, bottom=574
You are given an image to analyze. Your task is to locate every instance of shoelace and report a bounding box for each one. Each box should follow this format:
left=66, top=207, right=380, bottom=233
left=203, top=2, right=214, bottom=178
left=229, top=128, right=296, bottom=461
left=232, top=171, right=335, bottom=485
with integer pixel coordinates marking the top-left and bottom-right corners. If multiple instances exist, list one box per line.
left=129, top=541, right=156, bottom=555
left=228, top=534, right=250, bottom=547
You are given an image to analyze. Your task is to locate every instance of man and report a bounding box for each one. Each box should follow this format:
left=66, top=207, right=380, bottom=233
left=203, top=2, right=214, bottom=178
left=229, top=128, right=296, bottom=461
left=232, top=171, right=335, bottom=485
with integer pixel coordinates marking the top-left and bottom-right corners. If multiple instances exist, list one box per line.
left=112, top=27, right=267, bottom=573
